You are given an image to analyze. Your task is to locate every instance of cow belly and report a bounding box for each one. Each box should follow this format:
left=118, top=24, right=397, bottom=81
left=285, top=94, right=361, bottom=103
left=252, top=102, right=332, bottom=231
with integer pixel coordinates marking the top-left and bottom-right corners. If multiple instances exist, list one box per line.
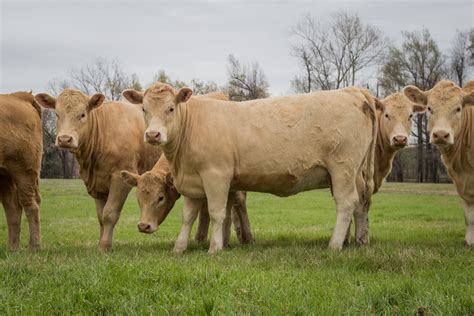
left=231, top=166, right=330, bottom=197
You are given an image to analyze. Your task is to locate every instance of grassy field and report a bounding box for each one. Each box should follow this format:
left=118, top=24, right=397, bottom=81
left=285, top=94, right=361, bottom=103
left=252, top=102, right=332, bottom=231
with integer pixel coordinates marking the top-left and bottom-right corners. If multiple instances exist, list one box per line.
left=0, top=180, right=473, bottom=315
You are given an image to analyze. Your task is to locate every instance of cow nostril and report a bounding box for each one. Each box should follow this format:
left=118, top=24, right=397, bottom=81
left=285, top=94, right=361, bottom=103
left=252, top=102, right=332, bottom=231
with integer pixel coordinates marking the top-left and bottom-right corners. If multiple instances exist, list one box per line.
left=443, top=133, right=450, bottom=139
left=138, top=223, right=151, bottom=232
left=433, top=133, right=438, bottom=139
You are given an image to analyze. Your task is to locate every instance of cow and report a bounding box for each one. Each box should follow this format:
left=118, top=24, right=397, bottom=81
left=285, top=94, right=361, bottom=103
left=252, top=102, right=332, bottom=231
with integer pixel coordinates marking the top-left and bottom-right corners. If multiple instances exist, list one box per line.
left=0, top=92, right=42, bottom=250
left=122, top=82, right=378, bottom=253
left=346, top=92, right=427, bottom=244
left=120, top=155, right=254, bottom=246
left=34, top=89, right=161, bottom=251
left=404, top=80, right=474, bottom=246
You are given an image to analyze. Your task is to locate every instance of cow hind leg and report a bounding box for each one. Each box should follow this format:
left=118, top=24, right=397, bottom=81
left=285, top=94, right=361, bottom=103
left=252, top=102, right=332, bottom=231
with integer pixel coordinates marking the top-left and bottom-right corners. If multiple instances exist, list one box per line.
left=354, top=200, right=370, bottom=245
left=14, top=174, right=41, bottom=250
left=464, top=201, right=474, bottom=247
left=222, top=194, right=235, bottom=249
left=194, top=202, right=210, bottom=243
left=174, top=197, right=204, bottom=253
left=95, top=199, right=106, bottom=241
left=99, top=178, right=130, bottom=251
left=232, top=191, right=254, bottom=244
left=1, top=177, right=23, bottom=250
left=328, top=171, right=359, bottom=250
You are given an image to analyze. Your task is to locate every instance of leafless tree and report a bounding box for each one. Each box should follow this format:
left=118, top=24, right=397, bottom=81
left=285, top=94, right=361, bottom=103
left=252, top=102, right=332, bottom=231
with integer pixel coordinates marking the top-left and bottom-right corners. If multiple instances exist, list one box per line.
left=189, top=78, right=219, bottom=95
left=225, top=55, right=269, bottom=101
left=291, top=12, right=388, bottom=92
left=449, top=29, right=473, bottom=87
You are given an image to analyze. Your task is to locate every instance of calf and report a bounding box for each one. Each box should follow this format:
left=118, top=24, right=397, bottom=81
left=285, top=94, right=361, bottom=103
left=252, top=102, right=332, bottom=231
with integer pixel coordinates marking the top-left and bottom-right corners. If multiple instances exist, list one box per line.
left=0, top=92, right=42, bottom=250
left=35, top=89, right=161, bottom=251
left=123, top=83, right=378, bottom=253
left=404, top=80, right=474, bottom=246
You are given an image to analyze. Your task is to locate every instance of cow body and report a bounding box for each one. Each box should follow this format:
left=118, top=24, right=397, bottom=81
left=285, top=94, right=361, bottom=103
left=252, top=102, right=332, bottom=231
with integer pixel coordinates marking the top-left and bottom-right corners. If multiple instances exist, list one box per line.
left=35, top=89, right=161, bottom=250
left=124, top=83, right=378, bottom=252
left=0, top=92, right=42, bottom=250
left=404, top=80, right=474, bottom=246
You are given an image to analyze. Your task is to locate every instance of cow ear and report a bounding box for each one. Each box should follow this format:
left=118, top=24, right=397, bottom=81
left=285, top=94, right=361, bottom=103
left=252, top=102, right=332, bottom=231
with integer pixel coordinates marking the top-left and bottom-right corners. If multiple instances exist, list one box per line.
left=88, top=93, right=105, bottom=111
left=462, top=92, right=474, bottom=107
left=462, top=81, right=474, bottom=94
left=165, top=173, right=174, bottom=187
left=413, top=103, right=427, bottom=112
left=35, top=93, right=56, bottom=109
left=176, top=88, right=193, bottom=104
left=403, top=85, right=428, bottom=105
left=120, top=170, right=140, bottom=187
left=123, top=89, right=143, bottom=104
left=374, top=98, right=385, bottom=112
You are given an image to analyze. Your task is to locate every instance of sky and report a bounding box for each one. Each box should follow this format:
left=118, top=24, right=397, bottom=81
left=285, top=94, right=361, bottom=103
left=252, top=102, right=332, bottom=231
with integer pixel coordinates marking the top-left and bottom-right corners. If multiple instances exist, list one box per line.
left=0, top=0, right=472, bottom=96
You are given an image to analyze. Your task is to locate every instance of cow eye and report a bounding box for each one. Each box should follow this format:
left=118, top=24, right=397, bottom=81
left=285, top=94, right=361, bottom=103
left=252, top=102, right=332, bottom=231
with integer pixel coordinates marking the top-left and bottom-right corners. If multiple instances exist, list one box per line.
left=427, top=106, right=432, bottom=113
left=158, top=196, right=164, bottom=202
left=142, top=107, right=146, bottom=113
left=384, top=113, right=389, bottom=119
left=457, top=107, right=461, bottom=112
left=409, top=114, right=413, bottom=120
left=81, top=113, right=85, bottom=118
left=169, top=107, right=174, bottom=113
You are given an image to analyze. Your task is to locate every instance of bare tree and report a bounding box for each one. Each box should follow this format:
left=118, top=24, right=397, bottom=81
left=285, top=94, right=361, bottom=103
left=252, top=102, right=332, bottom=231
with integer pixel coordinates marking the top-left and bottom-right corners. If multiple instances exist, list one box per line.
left=189, top=78, right=219, bottom=95
left=379, top=28, right=447, bottom=183
left=449, top=29, right=473, bottom=87
left=225, top=55, right=269, bottom=101
left=291, top=12, right=388, bottom=92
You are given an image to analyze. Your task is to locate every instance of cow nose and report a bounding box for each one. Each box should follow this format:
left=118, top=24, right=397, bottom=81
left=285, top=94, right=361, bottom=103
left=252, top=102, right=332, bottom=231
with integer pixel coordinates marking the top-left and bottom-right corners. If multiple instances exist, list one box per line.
left=433, top=131, right=450, bottom=140
left=145, top=131, right=160, bottom=142
left=138, top=223, right=151, bottom=233
left=393, top=135, right=408, bottom=146
left=57, top=135, right=73, bottom=146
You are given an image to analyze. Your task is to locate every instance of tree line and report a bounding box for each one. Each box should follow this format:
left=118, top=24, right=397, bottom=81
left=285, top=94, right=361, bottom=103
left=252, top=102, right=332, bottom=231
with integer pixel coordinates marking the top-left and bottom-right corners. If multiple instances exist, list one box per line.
left=40, top=12, right=473, bottom=182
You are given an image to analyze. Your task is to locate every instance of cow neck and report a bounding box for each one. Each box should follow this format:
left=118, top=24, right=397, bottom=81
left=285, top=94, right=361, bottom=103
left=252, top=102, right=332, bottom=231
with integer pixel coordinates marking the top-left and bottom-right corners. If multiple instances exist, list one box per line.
left=373, top=112, right=397, bottom=193
left=76, top=109, right=103, bottom=194
left=440, top=107, right=473, bottom=173
left=161, top=102, right=193, bottom=184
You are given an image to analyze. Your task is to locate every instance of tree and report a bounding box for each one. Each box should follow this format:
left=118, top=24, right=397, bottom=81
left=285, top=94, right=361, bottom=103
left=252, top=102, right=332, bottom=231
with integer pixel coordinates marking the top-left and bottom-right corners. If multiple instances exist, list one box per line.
left=379, top=29, right=447, bottom=183
left=225, top=55, right=269, bottom=101
left=449, top=29, right=473, bottom=87
left=291, top=12, right=388, bottom=92
left=152, top=70, right=187, bottom=89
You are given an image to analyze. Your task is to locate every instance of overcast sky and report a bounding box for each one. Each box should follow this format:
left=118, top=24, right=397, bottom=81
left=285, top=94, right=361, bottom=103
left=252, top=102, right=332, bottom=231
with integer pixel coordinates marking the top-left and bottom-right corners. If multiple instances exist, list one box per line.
left=1, top=0, right=472, bottom=96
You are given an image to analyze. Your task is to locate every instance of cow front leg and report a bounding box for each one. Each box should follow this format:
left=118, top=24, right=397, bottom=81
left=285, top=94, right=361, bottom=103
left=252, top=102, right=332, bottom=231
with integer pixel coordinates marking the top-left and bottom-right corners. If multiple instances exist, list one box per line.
left=222, top=194, right=235, bottom=249
left=464, top=201, right=474, bottom=247
left=174, top=197, right=204, bottom=253
left=99, top=177, right=131, bottom=251
left=204, top=180, right=231, bottom=254
left=2, top=181, right=23, bottom=250
left=95, top=198, right=106, bottom=241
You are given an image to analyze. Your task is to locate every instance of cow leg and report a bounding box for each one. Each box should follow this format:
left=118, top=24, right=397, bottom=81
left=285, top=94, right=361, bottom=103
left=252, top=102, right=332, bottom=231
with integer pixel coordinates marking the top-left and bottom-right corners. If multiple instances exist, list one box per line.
left=95, top=198, right=106, bottom=241
left=99, top=177, right=130, bottom=251
left=343, top=219, right=352, bottom=246
left=194, top=201, right=209, bottom=243
left=14, top=173, right=41, bottom=250
left=231, top=208, right=242, bottom=243
left=1, top=177, right=23, bottom=250
left=222, top=194, right=235, bottom=249
left=464, top=201, right=474, bottom=247
left=354, top=199, right=370, bottom=245
left=174, top=197, right=204, bottom=253
left=328, top=171, right=359, bottom=250
left=232, top=191, right=254, bottom=244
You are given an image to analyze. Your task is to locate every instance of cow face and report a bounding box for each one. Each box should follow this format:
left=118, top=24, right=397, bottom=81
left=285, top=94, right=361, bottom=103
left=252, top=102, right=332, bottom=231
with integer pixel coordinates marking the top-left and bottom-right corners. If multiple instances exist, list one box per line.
left=120, top=170, right=179, bottom=234
left=35, top=89, right=104, bottom=150
left=122, top=83, right=192, bottom=146
left=378, top=93, right=426, bottom=149
left=404, top=80, right=474, bottom=147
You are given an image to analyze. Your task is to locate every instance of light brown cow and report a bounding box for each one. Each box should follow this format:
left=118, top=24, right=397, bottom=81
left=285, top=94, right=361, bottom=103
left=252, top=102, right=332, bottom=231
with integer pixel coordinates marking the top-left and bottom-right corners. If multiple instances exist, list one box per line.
left=0, top=92, right=42, bottom=250
left=120, top=155, right=253, bottom=246
left=404, top=80, right=474, bottom=246
left=34, top=89, right=161, bottom=251
left=123, top=83, right=378, bottom=253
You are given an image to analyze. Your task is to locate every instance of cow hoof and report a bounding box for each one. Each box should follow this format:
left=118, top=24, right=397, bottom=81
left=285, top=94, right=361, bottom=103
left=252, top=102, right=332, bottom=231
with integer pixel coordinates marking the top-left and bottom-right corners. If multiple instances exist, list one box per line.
left=464, top=240, right=473, bottom=248
left=28, top=244, right=41, bottom=251
left=98, top=243, right=112, bottom=252
left=328, top=241, right=343, bottom=251
left=356, top=237, right=369, bottom=246
left=195, top=237, right=208, bottom=244
left=173, top=246, right=186, bottom=254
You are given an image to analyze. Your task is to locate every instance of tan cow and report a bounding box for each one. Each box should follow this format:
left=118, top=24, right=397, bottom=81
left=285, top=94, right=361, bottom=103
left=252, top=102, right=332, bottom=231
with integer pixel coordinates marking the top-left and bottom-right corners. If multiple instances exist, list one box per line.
left=404, top=80, right=474, bottom=246
left=120, top=155, right=254, bottom=246
left=0, top=92, right=42, bottom=250
left=34, top=89, right=161, bottom=251
left=123, top=83, right=378, bottom=253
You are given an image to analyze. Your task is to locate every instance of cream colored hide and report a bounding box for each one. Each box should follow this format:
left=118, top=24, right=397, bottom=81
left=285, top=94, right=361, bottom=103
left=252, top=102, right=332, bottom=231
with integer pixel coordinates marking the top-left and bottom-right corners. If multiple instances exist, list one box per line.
left=0, top=92, right=42, bottom=250
left=404, top=80, right=474, bottom=246
left=35, top=89, right=161, bottom=251
left=123, top=83, right=378, bottom=253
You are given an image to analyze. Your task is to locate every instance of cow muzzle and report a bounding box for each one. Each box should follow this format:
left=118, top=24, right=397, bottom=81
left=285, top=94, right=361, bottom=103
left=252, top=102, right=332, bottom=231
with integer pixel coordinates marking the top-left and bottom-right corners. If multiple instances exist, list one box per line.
left=392, top=135, right=408, bottom=147
left=145, top=130, right=161, bottom=145
left=56, top=135, right=76, bottom=149
left=431, top=130, right=451, bottom=146
left=137, top=222, right=157, bottom=234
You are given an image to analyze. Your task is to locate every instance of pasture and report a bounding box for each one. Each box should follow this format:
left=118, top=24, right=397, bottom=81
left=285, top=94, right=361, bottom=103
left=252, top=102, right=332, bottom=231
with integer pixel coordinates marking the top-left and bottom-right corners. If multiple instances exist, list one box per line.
left=0, top=180, right=473, bottom=315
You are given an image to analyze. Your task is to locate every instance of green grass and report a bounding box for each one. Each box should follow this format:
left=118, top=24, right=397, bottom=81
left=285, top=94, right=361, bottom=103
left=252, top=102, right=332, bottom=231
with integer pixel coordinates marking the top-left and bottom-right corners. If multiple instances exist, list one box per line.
left=0, top=180, right=473, bottom=315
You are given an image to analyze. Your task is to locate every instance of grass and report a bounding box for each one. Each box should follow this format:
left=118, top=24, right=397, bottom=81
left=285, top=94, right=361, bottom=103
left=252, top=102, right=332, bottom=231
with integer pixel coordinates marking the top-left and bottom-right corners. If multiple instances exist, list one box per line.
left=0, top=180, right=473, bottom=315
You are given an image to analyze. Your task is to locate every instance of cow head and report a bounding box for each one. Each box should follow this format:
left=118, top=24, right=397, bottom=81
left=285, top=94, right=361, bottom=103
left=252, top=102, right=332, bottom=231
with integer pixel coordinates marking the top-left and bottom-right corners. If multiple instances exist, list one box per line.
left=404, top=80, right=474, bottom=147
left=35, top=89, right=105, bottom=150
left=122, top=82, right=192, bottom=146
left=120, top=170, right=180, bottom=234
left=377, top=92, right=426, bottom=149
